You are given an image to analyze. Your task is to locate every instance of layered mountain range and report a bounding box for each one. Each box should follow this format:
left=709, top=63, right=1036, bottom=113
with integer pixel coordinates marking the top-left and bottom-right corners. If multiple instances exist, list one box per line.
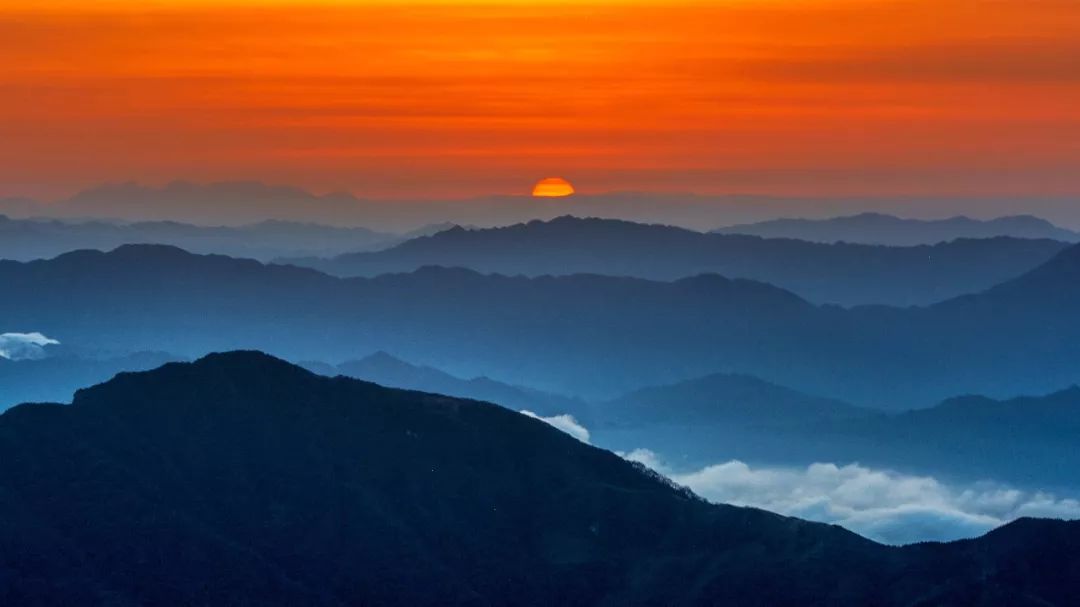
left=2, top=352, right=1077, bottom=606
left=714, top=212, right=1080, bottom=245
left=0, top=213, right=401, bottom=261
left=5, top=241, right=1080, bottom=407
left=283, top=216, right=1069, bottom=306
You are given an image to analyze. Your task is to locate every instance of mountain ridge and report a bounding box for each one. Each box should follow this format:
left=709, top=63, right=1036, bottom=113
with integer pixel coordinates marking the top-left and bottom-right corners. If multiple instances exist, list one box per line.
left=284, top=215, right=1069, bottom=306
left=714, top=212, right=1080, bottom=245
left=0, top=213, right=400, bottom=261
left=7, top=242, right=1080, bottom=407
left=303, top=351, right=589, bottom=420
left=2, top=351, right=1080, bottom=605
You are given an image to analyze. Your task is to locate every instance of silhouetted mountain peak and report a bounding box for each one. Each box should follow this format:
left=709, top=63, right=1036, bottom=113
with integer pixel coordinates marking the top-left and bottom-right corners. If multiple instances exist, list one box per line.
left=111, top=242, right=196, bottom=257
left=71, top=351, right=318, bottom=413
left=397, top=264, right=489, bottom=280
left=40, top=245, right=267, bottom=277
left=359, top=350, right=407, bottom=365
left=407, top=215, right=688, bottom=246
left=49, top=243, right=194, bottom=261
left=345, top=351, right=426, bottom=377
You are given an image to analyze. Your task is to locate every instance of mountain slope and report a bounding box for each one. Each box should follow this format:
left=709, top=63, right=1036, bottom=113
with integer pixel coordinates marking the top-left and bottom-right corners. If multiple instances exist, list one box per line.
left=1, top=352, right=1079, bottom=606
left=284, top=216, right=1069, bottom=306
left=714, top=212, right=1080, bottom=245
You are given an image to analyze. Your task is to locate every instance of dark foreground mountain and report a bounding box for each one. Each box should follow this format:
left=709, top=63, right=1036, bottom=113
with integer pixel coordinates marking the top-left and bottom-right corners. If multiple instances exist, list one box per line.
left=2, top=352, right=1078, bottom=606
left=0, top=213, right=397, bottom=262
left=7, top=242, right=1080, bottom=408
left=303, top=351, right=589, bottom=420
left=715, top=213, right=1080, bottom=246
left=283, top=216, right=1069, bottom=306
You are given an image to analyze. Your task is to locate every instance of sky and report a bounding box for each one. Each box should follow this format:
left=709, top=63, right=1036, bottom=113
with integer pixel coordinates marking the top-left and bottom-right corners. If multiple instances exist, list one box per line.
left=2, top=0, right=1078, bottom=200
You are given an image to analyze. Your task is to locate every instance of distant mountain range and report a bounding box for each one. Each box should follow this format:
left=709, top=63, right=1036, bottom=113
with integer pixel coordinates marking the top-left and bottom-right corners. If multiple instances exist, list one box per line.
left=2, top=351, right=1078, bottom=605
left=715, top=212, right=1080, bottom=245
left=8, top=180, right=1080, bottom=233
left=283, top=216, right=1069, bottom=306
left=19, top=181, right=374, bottom=226
left=0, top=214, right=404, bottom=262
left=597, top=372, right=874, bottom=428
left=5, top=242, right=1080, bottom=408
left=302, top=351, right=589, bottom=420
left=9, top=344, right=1077, bottom=488
left=593, top=373, right=1080, bottom=489
left=300, top=356, right=1080, bottom=488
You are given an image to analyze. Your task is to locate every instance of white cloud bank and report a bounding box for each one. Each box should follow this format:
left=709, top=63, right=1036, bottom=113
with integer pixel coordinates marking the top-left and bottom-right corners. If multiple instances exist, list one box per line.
left=520, top=411, right=590, bottom=443
left=0, top=332, right=60, bottom=361
left=622, top=449, right=1080, bottom=545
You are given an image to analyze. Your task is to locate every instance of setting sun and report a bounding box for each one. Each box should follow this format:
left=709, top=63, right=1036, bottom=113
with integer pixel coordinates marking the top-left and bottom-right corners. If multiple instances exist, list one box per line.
left=532, top=177, right=575, bottom=198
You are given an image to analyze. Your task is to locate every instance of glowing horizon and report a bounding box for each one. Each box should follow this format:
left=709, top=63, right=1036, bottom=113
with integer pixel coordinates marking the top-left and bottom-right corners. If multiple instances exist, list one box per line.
left=2, top=0, right=1078, bottom=200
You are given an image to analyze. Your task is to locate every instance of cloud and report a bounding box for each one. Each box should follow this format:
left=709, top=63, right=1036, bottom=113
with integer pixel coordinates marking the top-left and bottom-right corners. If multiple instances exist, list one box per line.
left=0, top=332, right=60, bottom=361
left=622, top=452, right=1080, bottom=545
left=520, top=411, right=590, bottom=443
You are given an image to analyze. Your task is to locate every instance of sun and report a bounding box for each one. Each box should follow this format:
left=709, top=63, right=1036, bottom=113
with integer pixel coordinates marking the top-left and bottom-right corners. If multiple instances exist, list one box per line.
left=532, top=177, right=576, bottom=198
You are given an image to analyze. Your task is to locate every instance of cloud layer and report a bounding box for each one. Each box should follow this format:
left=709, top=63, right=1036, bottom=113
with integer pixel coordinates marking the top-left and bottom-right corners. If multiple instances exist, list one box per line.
left=622, top=450, right=1080, bottom=545
left=0, top=332, right=60, bottom=361
left=520, top=410, right=590, bottom=443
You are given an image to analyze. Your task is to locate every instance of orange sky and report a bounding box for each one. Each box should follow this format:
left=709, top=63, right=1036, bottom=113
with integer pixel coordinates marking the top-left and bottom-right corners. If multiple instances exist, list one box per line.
left=1, top=0, right=1078, bottom=199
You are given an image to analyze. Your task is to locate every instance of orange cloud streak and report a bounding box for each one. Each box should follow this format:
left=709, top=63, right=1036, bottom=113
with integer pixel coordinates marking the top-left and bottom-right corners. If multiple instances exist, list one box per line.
left=1, top=1, right=1078, bottom=199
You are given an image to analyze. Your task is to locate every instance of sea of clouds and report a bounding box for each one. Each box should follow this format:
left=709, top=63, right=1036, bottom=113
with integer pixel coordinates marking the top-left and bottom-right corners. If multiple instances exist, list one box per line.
left=517, top=410, right=1080, bottom=545
left=622, top=449, right=1080, bottom=545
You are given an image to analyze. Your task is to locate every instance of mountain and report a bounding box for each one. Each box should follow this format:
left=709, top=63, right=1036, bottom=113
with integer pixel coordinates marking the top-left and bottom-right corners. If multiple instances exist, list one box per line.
left=0, top=351, right=179, bottom=411
left=0, top=244, right=817, bottom=400
left=10, top=181, right=1080, bottom=233
left=598, top=373, right=875, bottom=428
left=1, top=351, right=1078, bottom=605
left=7, top=242, right=1080, bottom=408
left=0, top=214, right=398, bottom=262
left=715, top=213, right=1080, bottom=246
left=832, top=386, right=1080, bottom=487
left=283, top=216, right=1069, bottom=306
left=303, top=351, right=590, bottom=420
left=596, top=379, right=1080, bottom=489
